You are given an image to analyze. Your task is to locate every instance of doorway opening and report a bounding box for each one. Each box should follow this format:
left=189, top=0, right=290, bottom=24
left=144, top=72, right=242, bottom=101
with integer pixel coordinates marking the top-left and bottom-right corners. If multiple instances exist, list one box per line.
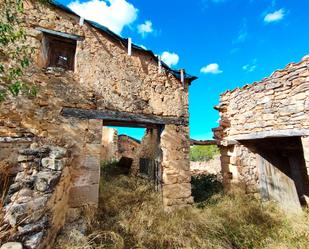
left=101, top=123, right=163, bottom=189
left=242, top=137, right=309, bottom=212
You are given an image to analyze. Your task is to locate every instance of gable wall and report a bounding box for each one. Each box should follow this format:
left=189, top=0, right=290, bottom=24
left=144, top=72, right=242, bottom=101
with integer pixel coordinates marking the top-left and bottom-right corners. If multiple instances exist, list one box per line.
left=24, top=1, right=188, bottom=118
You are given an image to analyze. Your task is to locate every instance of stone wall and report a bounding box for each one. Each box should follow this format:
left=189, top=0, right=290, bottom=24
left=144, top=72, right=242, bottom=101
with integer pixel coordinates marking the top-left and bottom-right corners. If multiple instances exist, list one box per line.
left=0, top=1, right=193, bottom=238
left=1, top=144, right=71, bottom=249
left=215, top=55, right=309, bottom=141
left=161, top=125, right=193, bottom=211
left=190, top=155, right=221, bottom=176
left=215, top=56, right=309, bottom=203
left=131, top=129, right=160, bottom=175
left=118, top=135, right=141, bottom=161
left=219, top=145, right=259, bottom=192
left=101, top=127, right=118, bottom=162
left=23, top=1, right=190, bottom=119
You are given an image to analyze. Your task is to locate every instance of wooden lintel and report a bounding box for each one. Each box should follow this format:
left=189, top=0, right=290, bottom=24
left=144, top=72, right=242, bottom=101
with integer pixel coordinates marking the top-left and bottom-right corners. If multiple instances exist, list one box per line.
left=228, top=129, right=309, bottom=141
left=61, top=108, right=188, bottom=126
left=36, top=27, right=85, bottom=41
left=190, top=139, right=218, bottom=146
left=104, top=120, right=159, bottom=129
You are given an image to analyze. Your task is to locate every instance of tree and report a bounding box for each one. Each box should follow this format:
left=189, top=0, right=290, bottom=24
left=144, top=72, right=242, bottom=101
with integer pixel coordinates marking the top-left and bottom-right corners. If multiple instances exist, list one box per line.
left=190, top=145, right=220, bottom=162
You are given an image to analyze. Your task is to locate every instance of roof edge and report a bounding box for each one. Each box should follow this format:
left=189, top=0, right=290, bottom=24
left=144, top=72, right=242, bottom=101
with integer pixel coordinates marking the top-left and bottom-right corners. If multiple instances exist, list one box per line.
left=50, top=1, right=198, bottom=84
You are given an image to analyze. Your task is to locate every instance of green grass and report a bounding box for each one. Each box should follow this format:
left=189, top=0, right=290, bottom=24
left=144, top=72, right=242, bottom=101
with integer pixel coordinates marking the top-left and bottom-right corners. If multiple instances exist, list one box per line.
left=56, top=162, right=309, bottom=249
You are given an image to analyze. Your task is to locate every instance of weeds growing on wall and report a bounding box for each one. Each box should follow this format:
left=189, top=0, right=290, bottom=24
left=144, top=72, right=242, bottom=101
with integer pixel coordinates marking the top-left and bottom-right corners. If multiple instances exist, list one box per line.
left=56, top=162, right=309, bottom=249
left=0, top=0, right=51, bottom=102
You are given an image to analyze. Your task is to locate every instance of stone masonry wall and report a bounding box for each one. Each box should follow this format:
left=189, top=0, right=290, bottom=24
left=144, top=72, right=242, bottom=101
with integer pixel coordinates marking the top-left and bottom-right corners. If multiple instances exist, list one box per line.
left=23, top=1, right=189, bottom=118
left=0, top=0, right=192, bottom=226
left=0, top=1, right=188, bottom=206
left=118, top=135, right=140, bottom=161
left=215, top=55, right=309, bottom=141
left=215, top=56, right=309, bottom=193
left=161, top=125, right=193, bottom=211
left=101, top=127, right=118, bottom=162
left=219, top=145, right=259, bottom=193
left=1, top=143, right=71, bottom=249
left=131, top=129, right=159, bottom=175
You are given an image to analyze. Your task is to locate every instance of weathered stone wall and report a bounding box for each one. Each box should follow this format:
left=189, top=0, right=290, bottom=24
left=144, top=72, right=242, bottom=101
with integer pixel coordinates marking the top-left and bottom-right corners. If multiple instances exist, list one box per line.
left=2, top=144, right=71, bottom=249
left=101, top=127, right=118, bottom=162
left=0, top=1, right=193, bottom=248
left=23, top=1, right=189, bottom=118
left=215, top=56, right=309, bottom=197
left=190, top=155, right=221, bottom=176
left=219, top=144, right=259, bottom=193
left=215, top=55, right=309, bottom=141
left=161, top=125, right=193, bottom=211
left=131, top=128, right=160, bottom=175
left=118, top=135, right=140, bottom=161
left=0, top=0, right=192, bottom=224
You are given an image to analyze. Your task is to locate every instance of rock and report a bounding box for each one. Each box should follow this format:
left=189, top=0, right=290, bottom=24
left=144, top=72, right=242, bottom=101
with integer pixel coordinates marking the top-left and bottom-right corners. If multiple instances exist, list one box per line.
left=0, top=242, right=23, bottom=249
left=23, top=231, right=44, bottom=249
left=41, top=158, right=66, bottom=171
left=35, top=171, right=61, bottom=192
left=4, top=196, right=49, bottom=226
left=17, top=155, right=34, bottom=163
left=4, top=203, right=28, bottom=226
left=8, top=182, right=22, bottom=195
left=19, top=147, right=50, bottom=157
left=49, top=146, right=67, bottom=159
left=10, top=189, right=33, bottom=203
left=17, top=216, right=48, bottom=237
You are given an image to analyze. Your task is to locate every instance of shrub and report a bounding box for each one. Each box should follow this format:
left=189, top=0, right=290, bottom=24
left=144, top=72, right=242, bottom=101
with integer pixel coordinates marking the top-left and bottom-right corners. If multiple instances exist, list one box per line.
left=190, top=145, right=220, bottom=162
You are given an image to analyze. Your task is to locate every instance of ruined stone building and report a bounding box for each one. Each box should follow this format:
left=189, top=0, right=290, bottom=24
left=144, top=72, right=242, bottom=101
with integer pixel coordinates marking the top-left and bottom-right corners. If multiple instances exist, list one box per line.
left=214, top=56, right=309, bottom=213
left=0, top=1, right=196, bottom=247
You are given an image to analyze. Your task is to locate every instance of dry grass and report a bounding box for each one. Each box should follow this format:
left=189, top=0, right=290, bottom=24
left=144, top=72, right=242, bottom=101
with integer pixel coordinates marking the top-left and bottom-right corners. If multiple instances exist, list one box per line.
left=0, top=160, right=12, bottom=243
left=56, top=163, right=309, bottom=249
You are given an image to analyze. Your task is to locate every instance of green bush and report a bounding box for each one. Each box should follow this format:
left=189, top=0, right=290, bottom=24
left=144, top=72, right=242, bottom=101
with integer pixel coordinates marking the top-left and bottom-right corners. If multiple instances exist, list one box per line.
left=190, top=145, right=220, bottom=162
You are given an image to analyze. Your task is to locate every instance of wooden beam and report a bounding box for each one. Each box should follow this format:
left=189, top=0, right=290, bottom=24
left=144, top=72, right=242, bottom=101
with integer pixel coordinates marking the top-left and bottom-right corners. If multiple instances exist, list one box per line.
left=190, top=139, right=218, bottom=146
left=228, top=129, right=309, bottom=141
left=61, top=108, right=188, bottom=126
left=36, top=27, right=84, bottom=41
left=104, top=120, right=159, bottom=128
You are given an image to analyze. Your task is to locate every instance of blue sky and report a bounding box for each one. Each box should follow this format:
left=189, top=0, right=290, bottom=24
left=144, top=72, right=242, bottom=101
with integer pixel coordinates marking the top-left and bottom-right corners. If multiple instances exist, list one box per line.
left=58, top=0, right=309, bottom=140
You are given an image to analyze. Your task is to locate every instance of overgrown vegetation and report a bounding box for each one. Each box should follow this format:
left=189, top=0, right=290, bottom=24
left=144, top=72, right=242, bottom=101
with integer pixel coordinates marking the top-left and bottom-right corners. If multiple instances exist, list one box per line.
left=0, top=161, right=12, bottom=242
left=190, top=145, right=220, bottom=162
left=56, top=162, right=309, bottom=249
left=191, top=174, right=223, bottom=206
left=0, top=0, right=51, bottom=102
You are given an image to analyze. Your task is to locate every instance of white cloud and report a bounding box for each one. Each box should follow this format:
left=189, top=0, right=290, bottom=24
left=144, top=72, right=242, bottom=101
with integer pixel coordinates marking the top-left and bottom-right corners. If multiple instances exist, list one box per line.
left=264, top=9, right=285, bottom=23
left=200, top=63, right=223, bottom=74
left=161, top=51, right=179, bottom=67
left=242, top=64, right=256, bottom=72
left=137, top=20, right=153, bottom=37
left=242, top=59, right=257, bottom=72
left=68, top=0, right=138, bottom=35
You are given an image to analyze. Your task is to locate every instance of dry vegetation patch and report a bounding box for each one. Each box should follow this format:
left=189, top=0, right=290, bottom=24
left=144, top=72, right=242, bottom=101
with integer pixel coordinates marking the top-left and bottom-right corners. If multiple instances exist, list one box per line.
left=56, top=162, right=309, bottom=249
